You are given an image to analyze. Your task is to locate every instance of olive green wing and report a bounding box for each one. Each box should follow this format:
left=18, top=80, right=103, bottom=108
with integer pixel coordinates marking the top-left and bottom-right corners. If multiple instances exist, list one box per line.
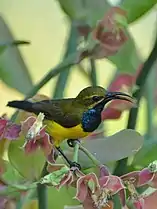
left=32, top=99, right=82, bottom=128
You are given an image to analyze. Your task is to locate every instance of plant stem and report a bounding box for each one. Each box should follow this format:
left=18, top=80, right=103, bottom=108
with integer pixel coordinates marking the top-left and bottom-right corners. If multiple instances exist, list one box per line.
left=11, top=51, right=80, bottom=121
left=26, top=53, right=78, bottom=99
left=114, top=35, right=157, bottom=176
left=73, top=142, right=80, bottom=163
left=79, top=144, right=101, bottom=166
left=52, top=22, right=79, bottom=98
left=90, top=58, right=97, bottom=86
left=145, top=65, right=156, bottom=139
left=37, top=161, right=49, bottom=209
left=77, top=64, right=90, bottom=81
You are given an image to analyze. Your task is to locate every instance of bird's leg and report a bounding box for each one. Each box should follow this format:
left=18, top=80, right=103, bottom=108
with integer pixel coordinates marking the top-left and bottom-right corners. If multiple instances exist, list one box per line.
left=56, top=146, right=81, bottom=170
left=67, top=139, right=80, bottom=148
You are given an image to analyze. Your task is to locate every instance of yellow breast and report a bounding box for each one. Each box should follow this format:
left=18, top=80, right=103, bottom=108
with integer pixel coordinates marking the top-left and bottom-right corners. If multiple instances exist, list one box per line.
left=44, top=120, right=89, bottom=147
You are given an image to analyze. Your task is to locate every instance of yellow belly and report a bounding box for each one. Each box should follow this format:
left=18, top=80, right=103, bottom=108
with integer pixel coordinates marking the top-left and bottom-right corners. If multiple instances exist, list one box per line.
left=44, top=120, right=89, bottom=147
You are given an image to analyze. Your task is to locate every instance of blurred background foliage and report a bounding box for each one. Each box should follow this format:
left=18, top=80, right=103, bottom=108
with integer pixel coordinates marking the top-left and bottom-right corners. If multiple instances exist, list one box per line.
left=0, top=0, right=156, bottom=136
left=0, top=0, right=157, bottom=209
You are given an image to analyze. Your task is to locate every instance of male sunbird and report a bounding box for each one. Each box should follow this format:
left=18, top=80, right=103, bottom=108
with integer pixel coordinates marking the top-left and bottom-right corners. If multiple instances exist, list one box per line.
left=7, top=86, right=134, bottom=168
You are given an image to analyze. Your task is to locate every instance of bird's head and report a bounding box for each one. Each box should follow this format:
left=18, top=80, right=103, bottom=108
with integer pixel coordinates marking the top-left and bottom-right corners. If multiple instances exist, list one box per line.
left=75, top=86, right=135, bottom=109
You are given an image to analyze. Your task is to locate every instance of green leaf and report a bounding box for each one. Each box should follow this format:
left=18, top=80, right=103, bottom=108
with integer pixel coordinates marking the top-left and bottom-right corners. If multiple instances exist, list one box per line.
left=0, top=16, right=33, bottom=95
left=2, top=160, right=24, bottom=184
left=40, top=166, right=69, bottom=186
left=8, top=135, right=45, bottom=180
left=122, top=0, right=157, bottom=23
left=133, top=137, right=157, bottom=167
left=58, top=0, right=141, bottom=74
left=109, top=31, right=141, bottom=74
left=57, top=0, right=110, bottom=26
left=0, top=40, right=30, bottom=55
left=65, top=129, right=144, bottom=169
left=57, top=0, right=85, bottom=20
left=0, top=185, right=21, bottom=196
left=48, top=187, right=79, bottom=209
left=113, top=193, right=122, bottom=209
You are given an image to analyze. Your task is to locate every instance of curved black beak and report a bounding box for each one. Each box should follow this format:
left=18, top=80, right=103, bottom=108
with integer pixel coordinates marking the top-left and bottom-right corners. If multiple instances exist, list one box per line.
left=105, top=91, right=136, bottom=104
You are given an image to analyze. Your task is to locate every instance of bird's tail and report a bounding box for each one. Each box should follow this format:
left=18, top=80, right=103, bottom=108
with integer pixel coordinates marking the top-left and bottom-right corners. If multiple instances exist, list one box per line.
left=7, top=100, right=35, bottom=113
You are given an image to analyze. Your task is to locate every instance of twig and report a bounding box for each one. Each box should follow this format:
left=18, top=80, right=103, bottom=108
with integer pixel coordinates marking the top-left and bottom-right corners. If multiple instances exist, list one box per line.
left=114, top=35, right=157, bottom=176
left=37, top=161, right=49, bottom=209
left=52, top=22, right=78, bottom=98
left=79, top=143, right=101, bottom=166
left=90, top=58, right=97, bottom=86
left=10, top=52, right=79, bottom=121
left=145, top=73, right=155, bottom=139
left=26, top=53, right=78, bottom=99
left=36, top=24, right=80, bottom=209
left=77, top=64, right=90, bottom=81
left=73, top=143, right=80, bottom=163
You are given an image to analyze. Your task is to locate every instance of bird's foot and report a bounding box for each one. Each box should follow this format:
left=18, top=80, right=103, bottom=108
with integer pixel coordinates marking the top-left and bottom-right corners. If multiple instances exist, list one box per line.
left=67, top=139, right=80, bottom=148
left=56, top=146, right=81, bottom=170
left=69, top=161, right=81, bottom=170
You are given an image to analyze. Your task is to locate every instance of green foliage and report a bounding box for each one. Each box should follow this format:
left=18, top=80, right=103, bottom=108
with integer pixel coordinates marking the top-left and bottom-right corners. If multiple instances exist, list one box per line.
left=1, top=160, right=24, bottom=184
left=109, top=31, right=141, bottom=73
left=52, top=23, right=79, bottom=98
left=40, top=166, right=69, bottom=185
left=64, top=129, right=144, bottom=169
left=0, top=17, right=33, bottom=95
left=1, top=1, right=157, bottom=209
left=8, top=136, right=45, bottom=180
left=122, top=0, right=157, bottom=23
left=48, top=187, right=79, bottom=209
left=133, top=138, right=157, bottom=167
left=57, top=0, right=110, bottom=26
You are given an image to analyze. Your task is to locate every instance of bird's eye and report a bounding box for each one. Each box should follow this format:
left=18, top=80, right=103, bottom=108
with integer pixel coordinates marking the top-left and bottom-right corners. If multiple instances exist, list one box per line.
left=92, top=96, right=101, bottom=102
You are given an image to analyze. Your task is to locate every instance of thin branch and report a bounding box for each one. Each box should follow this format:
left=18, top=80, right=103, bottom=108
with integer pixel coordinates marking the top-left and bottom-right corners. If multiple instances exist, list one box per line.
left=26, top=53, right=78, bottom=99
left=37, top=162, right=48, bottom=209
left=77, top=64, right=90, bottom=80
left=79, top=144, right=101, bottom=166
left=52, top=22, right=78, bottom=98
left=90, top=58, right=97, bottom=86
left=145, top=75, right=155, bottom=139
left=73, top=143, right=80, bottom=163
left=114, top=35, right=157, bottom=176
left=11, top=52, right=79, bottom=121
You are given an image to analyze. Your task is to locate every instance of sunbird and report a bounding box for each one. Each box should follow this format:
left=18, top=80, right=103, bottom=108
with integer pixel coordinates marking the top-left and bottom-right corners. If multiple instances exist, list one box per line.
left=7, top=86, right=134, bottom=168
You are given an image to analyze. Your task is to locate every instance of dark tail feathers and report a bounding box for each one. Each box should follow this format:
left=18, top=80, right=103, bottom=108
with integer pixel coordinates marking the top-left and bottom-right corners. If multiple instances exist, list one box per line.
left=7, top=100, right=35, bottom=113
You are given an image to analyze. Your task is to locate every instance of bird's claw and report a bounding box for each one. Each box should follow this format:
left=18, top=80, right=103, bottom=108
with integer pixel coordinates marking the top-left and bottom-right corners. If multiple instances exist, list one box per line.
left=67, top=139, right=80, bottom=148
left=69, top=161, right=81, bottom=170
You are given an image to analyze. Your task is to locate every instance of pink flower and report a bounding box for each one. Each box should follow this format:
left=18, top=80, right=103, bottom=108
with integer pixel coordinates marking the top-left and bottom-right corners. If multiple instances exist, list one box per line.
left=75, top=171, right=125, bottom=209
left=91, top=7, right=128, bottom=59
left=101, top=7, right=127, bottom=31
left=92, top=30, right=128, bottom=59
left=121, top=167, right=155, bottom=188
left=102, top=74, right=136, bottom=120
left=102, top=64, right=144, bottom=120
left=21, top=116, right=53, bottom=157
left=79, top=7, right=128, bottom=60
left=0, top=118, right=21, bottom=140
